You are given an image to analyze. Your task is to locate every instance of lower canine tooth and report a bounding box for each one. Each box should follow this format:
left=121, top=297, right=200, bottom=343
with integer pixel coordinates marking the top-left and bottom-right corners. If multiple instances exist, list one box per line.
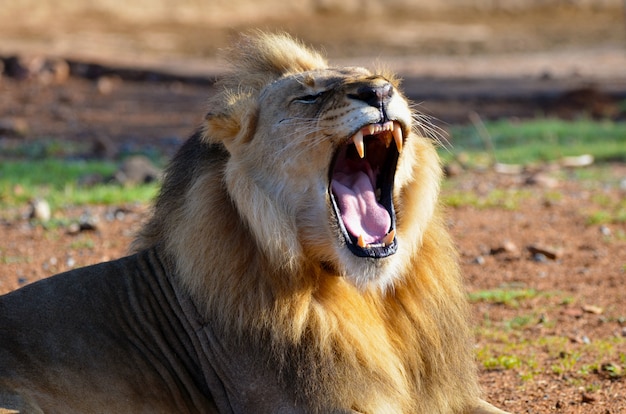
left=382, top=229, right=396, bottom=246
left=357, top=234, right=367, bottom=248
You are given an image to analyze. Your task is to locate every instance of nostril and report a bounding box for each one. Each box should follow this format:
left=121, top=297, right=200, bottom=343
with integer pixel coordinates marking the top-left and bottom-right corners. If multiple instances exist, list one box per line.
left=349, top=83, right=393, bottom=108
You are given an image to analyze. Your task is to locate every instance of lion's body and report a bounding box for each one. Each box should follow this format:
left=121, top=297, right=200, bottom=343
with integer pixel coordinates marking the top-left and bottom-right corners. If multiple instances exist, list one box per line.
left=0, top=33, right=509, bottom=413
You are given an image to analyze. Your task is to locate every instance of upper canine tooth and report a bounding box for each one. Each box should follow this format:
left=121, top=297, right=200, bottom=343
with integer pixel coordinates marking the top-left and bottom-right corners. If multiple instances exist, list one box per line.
left=392, top=123, right=403, bottom=153
left=353, top=130, right=365, bottom=158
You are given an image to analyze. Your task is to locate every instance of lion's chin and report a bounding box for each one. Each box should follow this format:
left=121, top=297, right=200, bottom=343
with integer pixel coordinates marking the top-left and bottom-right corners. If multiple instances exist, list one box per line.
left=334, top=249, right=402, bottom=292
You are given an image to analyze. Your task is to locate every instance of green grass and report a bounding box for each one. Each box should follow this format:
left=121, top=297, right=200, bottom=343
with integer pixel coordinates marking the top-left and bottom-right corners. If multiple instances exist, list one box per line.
left=468, top=288, right=540, bottom=307
left=442, top=187, right=531, bottom=210
left=444, top=118, right=626, bottom=165
left=0, top=159, right=158, bottom=209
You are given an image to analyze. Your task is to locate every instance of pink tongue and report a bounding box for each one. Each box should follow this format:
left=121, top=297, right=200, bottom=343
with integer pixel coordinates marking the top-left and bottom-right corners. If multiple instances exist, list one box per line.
left=331, top=170, right=391, bottom=245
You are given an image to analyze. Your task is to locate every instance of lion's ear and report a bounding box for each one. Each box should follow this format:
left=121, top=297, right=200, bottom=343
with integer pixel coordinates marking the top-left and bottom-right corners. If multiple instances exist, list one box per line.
left=202, top=93, right=258, bottom=151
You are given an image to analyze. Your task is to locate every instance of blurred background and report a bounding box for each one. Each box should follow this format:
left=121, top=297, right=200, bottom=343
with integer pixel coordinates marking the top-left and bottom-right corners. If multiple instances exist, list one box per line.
left=1, top=0, right=625, bottom=128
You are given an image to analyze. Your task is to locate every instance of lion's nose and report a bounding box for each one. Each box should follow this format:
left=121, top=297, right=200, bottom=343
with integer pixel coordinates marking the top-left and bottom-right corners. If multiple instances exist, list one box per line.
left=349, top=82, right=393, bottom=108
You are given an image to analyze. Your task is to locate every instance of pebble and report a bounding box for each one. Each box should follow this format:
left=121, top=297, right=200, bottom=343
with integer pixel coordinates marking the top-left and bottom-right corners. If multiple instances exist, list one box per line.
left=29, top=198, right=51, bottom=222
left=525, top=173, right=558, bottom=188
left=581, top=392, right=596, bottom=404
left=490, top=240, right=518, bottom=255
left=96, top=76, right=120, bottom=95
left=0, top=117, right=29, bottom=137
left=79, top=211, right=99, bottom=229
left=2, top=55, right=69, bottom=83
left=114, top=155, right=161, bottom=185
left=527, top=244, right=562, bottom=260
left=582, top=304, right=603, bottom=315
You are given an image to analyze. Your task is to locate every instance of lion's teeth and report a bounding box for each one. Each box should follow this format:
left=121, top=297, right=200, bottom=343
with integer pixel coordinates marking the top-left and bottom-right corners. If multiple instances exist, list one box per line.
left=357, top=234, right=367, bottom=248
left=392, top=123, right=403, bottom=153
left=353, top=130, right=365, bottom=158
left=382, top=229, right=395, bottom=246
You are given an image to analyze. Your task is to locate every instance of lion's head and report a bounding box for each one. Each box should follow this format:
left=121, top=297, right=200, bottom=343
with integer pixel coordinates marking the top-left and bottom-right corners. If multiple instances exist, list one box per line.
left=194, top=32, right=441, bottom=291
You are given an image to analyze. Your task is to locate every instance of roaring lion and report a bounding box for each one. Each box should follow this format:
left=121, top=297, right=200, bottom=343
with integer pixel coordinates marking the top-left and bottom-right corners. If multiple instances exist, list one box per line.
left=0, top=33, right=509, bottom=414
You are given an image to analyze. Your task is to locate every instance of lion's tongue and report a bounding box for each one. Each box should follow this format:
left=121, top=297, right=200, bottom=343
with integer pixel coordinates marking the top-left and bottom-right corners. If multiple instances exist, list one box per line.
left=331, top=170, right=391, bottom=245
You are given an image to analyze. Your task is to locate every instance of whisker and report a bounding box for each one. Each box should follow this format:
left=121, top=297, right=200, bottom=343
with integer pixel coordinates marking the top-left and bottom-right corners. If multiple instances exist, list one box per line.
left=409, top=102, right=452, bottom=151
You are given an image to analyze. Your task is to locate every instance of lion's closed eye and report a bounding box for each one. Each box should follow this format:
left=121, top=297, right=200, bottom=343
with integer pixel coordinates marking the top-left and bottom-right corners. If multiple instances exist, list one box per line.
left=293, top=92, right=325, bottom=104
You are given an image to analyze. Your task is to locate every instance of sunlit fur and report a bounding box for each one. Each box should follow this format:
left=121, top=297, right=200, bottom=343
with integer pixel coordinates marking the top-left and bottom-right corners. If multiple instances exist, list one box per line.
left=133, top=32, right=508, bottom=413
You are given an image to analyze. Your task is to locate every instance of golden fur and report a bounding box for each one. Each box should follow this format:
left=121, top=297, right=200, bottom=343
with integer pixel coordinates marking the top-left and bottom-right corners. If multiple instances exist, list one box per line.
left=132, top=33, right=509, bottom=413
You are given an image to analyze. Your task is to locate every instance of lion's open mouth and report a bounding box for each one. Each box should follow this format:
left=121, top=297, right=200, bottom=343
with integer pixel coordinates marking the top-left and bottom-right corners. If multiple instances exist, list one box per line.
left=330, top=120, right=403, bottom=258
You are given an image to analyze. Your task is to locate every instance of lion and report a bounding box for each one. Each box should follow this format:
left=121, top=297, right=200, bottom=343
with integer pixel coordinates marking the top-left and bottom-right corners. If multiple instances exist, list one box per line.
left=0, top=33, right=509, bottom=414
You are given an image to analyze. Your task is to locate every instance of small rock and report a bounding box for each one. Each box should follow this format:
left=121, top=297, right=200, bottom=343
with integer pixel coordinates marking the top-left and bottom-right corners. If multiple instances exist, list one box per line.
left=2, top=56, right=69, bottom=83
left=562, top=308, right=584, bottom=318
left=581, top=392, right=596, bottom=404
left=67, top=222, right=81, bottom=235
left=0, top=118, right=29, bottom=137
left=494, top=163, right=523, bottom=175
left=582, top=304, right=603, bottom=315
left=3, top=55, right=43, bottom=79
left=443, top=162, right=463, bottom=177
left=29, top=198, right=51, bottom=222
left=473, top=256, right=486, bottom=265
left=67, top=212, right=99, bottom=234
left=66, top=256, right=76, bottom=268
left=561, top=154, right=594, bottom=168
left=105, top=207, right=128, bottom=222
left=599, top=225, right=611, bottom=237
left=96, top=76, right=120, bottom=95
left=527, top=245, right=562, bottom=260
left=571, top=335, right=591, bottom=344
left=490, top=240, right=518, bottom=255
left=78, top=211, right=99, bottom=231
left=525, top=173, right=558, bottom=188
left=43, top=58, right=70, bottom=84
left=114, top=155, right=161, bottom=185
